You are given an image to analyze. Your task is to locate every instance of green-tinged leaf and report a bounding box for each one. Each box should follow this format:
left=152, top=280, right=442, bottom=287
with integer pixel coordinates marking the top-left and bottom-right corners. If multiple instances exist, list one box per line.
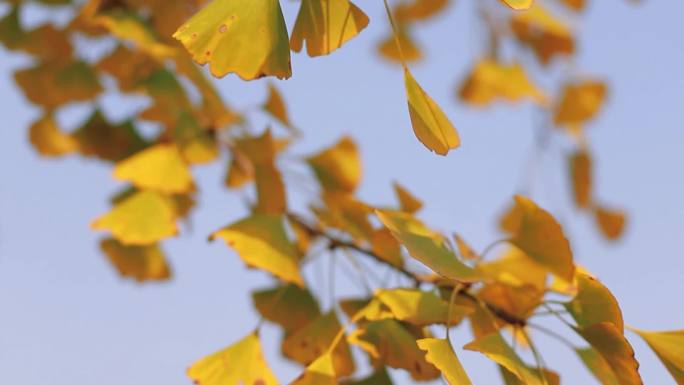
left=252, top=285, right=321, bottom=333
left=100, top=238, right=170, bottom=282
left=376, top=288, right=474, bottom=326
left=417, top=338, right=473, bottom=385
left=211, top=214, right=304, bottom=286
left=376, top=210, right=481, bottom=282
left=290, top=353, right=337, bottom=385
left=340, top=368, right=393, bottom=385
left=576, top=347, right=620, bottom=385
left=307, top=136, right=362, bottom=193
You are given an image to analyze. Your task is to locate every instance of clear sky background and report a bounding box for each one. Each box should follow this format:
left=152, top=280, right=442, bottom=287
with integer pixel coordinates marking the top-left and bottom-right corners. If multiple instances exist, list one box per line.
left=1, top=1, right=683, bottom=384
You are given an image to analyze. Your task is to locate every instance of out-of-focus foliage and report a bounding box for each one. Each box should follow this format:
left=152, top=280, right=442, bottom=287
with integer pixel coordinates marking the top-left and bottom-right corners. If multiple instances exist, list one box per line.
left=1, top=0, right=675, bottom=384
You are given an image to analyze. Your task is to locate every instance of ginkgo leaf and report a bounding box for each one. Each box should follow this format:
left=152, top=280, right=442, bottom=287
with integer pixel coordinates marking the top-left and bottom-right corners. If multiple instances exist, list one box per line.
left=376, top=210, right=481, bottom=282
left=173, top=0, right=291, bottom=80
left=565, top=272, right=623, bottom=332
left=554, top=81, right=607, bottom=127
left=500, top=0, right=533, bottom=10
left=100, top=238, right=171, bottom=282
left=252, top=284, right=321, bottom=333
left=630, top=328, right=684, bottom=385
left=454, top=234, right=480, bottom=261
left=576, top=322, right=642, bottom=385
left=28, top=115, right=78, bottom=157
left=172, top=112, right=219, bottom=166
left=478, top=247, right=547, bottom=291
left=378, top=28, right=422, bottom=63
left=370, top=228, right=405, bottom=268
left=211, top=214, right=304, bottom=286
left=291, top=0, right=369, bottom=57
left=459, top=59, right=546, bottom=106
left=283, top=312, right=355, bottom=377
left=113, top=144, right=194, bottom=194
left=290, top=353, right=337, bottom=385
left=417, top=338, right=473, bottom=385
left=404, top=69, right=460, bottom=155
left=394, top=0, right=450, bottom=23
left=187, top=333, right=278, bottom=385
left=96, top=45, right=159, bottom=92
left=393, top=182, right=423, bottom=214
left=510, top=6, right=574, bottom=65
left=576, top=347, right=620, bottom=385
left=307, top=136, right=362, bottom=193
left=479, top=282, right=544, bottom=320
left=464, top=332, right=544, bottom=385
left=376, top=288, right=474, bottom=326
left=74, top=110, right=146, bottom=162
left=93, top=10, right=176, bottom=59
left=569, top=149, right=592, bottom=209
left=314, top=192, right=374, bottom=242
left=92, top=190, right=178, bottom=245
left=505, top=195, right=575, bottom=282
left=348, top=319, right=440, bottom=381
left=594, top=206, right=627, bottom=241
left=263, top=83, right=293, bottom=128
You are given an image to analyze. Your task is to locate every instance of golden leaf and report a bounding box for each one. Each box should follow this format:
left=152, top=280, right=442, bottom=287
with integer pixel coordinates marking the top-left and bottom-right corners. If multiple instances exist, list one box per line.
left=417, top=338, right=473, bottom=385
left=100, top=238, right=171, bottom=282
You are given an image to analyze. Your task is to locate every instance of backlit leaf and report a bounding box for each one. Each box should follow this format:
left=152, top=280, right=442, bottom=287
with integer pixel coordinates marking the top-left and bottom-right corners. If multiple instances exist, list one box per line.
left=576, top=347, right=620, bottom=385
left=283, top=312, right=355, bottom=377
left=113, top=144, right=194, bottom=194
left=459, top=59, right=545, bottom=106
left=511, top=6, right=574, bottom=65
left=187, top=333, right=278, bottom=385
left=92, top=190, right=179, bottom=245
left=464, top=332, right=544, bottom=385
left=594, top=206, right=627, bottom=241
left=211, top=214, right=304, bottom=286
left=505, top=195, right=575, bottom=282
left=404, top=69, right=460, bottom=155
left=554, top=81, right=607, bottom=127
left=28, top=115, right=78, bottom=157
left=394, top=0, right=450, bottom=23
left=417, top=338, right=473, bottom=385
left=340, top=368, right=393, bottom=385
left=576, top=322, right=642, bottom=385
left=378, top=28, right=422, bottom=63
left=376, top=210, right=481, bottom=282
left=263, top=83, right=293, bottom=128
left=565, top=272, right=623, bottom=332
left=394, top=182, right=423, bottom=214
left=308, top=136, right=362, bottom=193
left=630, top=328, right=684, bottom=385
left=173, top=0, right=292, bottom=80
left=376, top=288, right=474, bottom=326
left=290, top=353, right=337, bottom=385
left=500, top=0, right=534, bottom=10
left=290, top=0, right=369, bottom=57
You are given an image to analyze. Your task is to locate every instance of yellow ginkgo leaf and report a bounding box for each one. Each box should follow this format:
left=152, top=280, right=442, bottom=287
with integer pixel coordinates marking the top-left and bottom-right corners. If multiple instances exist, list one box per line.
left=376, top=288, right=474, bottom=326
left=252, top=284, right=321, bottom=333
left=569, top=149, right=592, bottom=209
left=283, top=312, right=355, bottom=377
left=394, top=0, right=450, bottom=23
left=378, top=28, right=422, bottom=63
left=565, top=272, right=623, bottom=332
left=370, top=228, right=405, bottom=268
left=187, top=333, right=278, bottom=385
left=478, top=247, right=547, bottom=291
left=173, top=0, right=291, bottom=80
left=92, top=190, right=178, bottom=245
left=505, top=195, right=575, bottom=282
left=28, top=115, right=78, bottom=157
left=499, top=365, right=560, bottom=385
left=339, top=368, right=392, bottom=385
left=315, top=192, right=374, bottom=242
left=290, top=353, right=337, bottom=385
left=575, top=347, right=620, bottom=385
left=459, top=59, right=546, bottom=106
left=576, top=322, right=642, bottom=385
left=100, top=238, right=171, bottom=282
left=291, top=0, right=369, bottom=57
left=113, top=144, right=194, bottom=194
left=500, top=0, right=533, bottom=10
left=594, top=206, right=627, bottom=241
left=464, top=332, right=544, bottom=385
left=93, top=10, right=176, bottom=59
left=554, top=81, right=607, bottom=127
left=630, top=328, right=684, bottom=385
left=404, top=69, right=460, bottom=155
left=348, top=319, right=440, bottom=381
left=394, top=182, right=423, bottom=213
left=263, top=83, right=293, bottom=128
left=454, top=234, right=480, bottom=261
left=510, top=6, right=574, bottom=65
left=417, top=338, right=473, bottom=385
left=376, top=210, right=481, bottom=282
left=479, top=282, right=544, bottom=320
left=211, top=214, right=304, bottom=286
left=307, top=137, right=362, bottom=193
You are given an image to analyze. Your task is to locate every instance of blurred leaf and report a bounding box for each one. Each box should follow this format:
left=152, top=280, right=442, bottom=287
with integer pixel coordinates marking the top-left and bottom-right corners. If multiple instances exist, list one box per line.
left=100, top=238, right=171, bottom=282
left=113, top=144, right=194, bottom=194
left=417, top=338, right=473, bottom=385
left=631, top=328, right=684, bottom=385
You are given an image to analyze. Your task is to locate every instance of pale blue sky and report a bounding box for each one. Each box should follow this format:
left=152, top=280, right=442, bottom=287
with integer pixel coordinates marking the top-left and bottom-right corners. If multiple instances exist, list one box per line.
left=1, top=1, right=683, bottom=384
